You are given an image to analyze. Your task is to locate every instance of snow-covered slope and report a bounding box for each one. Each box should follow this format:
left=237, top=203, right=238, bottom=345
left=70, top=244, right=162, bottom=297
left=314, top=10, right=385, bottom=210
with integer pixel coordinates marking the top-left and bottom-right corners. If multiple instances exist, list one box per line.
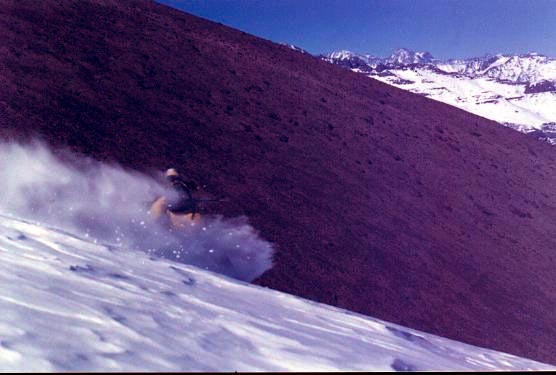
left=0, top=213, right=552, bottom=371
left=325, top=49, right=556, bottom=136
left=438, top=53, right=556, bottom=84
left=373, top=66, right=556, bottom=128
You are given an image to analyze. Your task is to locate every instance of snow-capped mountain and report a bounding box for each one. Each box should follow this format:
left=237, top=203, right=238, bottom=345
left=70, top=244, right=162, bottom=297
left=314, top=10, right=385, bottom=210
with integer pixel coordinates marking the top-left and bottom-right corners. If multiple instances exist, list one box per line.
left=324, top=49, right=556, bottom=140
left=386, top=48, right=435, bottom=65
left=327, top=48, right=435, bottom=67
left=282, top=43, right=310, bottom=55
left=325, top=50, right=382, bottom=71
left=0, top=213, right=553, bottom=371
left=438, top=53, right=556, bottom=84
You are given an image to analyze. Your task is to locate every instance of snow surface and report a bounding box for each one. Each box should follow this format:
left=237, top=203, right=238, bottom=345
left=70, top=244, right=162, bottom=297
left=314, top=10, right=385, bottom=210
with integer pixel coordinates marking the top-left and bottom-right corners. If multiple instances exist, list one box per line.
left=0, top=213, right=552, bottom=371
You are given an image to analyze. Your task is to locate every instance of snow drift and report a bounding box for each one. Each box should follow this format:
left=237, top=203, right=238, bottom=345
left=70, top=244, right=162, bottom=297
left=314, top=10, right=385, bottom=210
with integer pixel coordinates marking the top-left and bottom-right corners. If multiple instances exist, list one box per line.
left=0, top=142, right=273, bottom=281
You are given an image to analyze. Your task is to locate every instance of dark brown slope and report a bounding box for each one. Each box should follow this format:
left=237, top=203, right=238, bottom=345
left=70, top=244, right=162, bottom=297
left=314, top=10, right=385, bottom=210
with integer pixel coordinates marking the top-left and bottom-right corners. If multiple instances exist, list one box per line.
left=2, top=0, right=556, bottom=363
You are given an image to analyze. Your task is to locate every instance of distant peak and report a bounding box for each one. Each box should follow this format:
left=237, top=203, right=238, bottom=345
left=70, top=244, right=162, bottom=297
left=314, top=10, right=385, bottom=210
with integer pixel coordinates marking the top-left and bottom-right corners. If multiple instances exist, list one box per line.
left=282, top=43, right=309, bottom=54
left=387, top=48, right=434, bottom=65
left=327, top=50, right=357, bottom=60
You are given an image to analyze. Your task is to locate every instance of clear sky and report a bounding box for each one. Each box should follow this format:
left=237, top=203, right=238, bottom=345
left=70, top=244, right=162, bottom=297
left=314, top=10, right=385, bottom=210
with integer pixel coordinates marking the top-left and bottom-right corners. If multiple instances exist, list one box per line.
left=157, top=0, right=556, bottom=59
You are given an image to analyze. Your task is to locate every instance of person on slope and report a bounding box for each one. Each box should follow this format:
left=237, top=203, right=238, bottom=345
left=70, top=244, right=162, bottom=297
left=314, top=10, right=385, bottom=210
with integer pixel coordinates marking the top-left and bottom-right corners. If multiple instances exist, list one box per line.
left=150, top=168, right=202, bottom=231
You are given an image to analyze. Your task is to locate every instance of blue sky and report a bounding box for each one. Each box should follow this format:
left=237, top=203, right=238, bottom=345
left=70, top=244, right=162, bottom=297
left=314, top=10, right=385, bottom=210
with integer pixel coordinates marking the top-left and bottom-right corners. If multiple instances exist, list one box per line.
left=157, top=0, right=556, bottom=59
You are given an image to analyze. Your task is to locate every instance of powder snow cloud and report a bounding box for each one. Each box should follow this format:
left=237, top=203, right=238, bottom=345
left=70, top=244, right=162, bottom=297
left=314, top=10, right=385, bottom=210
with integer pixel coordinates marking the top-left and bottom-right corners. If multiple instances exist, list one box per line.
left=0, top=141, right=273, bottom=281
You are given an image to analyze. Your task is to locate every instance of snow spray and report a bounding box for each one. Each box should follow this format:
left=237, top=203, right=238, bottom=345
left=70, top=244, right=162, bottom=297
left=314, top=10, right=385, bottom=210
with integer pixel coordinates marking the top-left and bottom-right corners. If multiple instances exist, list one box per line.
left=0, top=141, right=273, bottom=281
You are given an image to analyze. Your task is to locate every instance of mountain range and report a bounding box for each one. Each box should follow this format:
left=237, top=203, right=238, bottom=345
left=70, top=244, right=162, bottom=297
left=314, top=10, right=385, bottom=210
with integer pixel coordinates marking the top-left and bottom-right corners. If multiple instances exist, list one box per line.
left=324, top=48, right=556, bottom=141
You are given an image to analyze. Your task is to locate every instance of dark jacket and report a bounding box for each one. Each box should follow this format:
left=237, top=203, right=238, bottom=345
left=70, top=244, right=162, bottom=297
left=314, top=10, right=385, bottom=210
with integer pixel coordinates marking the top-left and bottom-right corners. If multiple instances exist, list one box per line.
left=166, top=175, right=195, bottom=214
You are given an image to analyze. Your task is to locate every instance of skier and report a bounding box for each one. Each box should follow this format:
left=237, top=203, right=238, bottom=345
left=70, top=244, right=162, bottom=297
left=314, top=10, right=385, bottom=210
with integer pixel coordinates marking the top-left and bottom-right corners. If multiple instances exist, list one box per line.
left=150, top=168, right=202, bottom=230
